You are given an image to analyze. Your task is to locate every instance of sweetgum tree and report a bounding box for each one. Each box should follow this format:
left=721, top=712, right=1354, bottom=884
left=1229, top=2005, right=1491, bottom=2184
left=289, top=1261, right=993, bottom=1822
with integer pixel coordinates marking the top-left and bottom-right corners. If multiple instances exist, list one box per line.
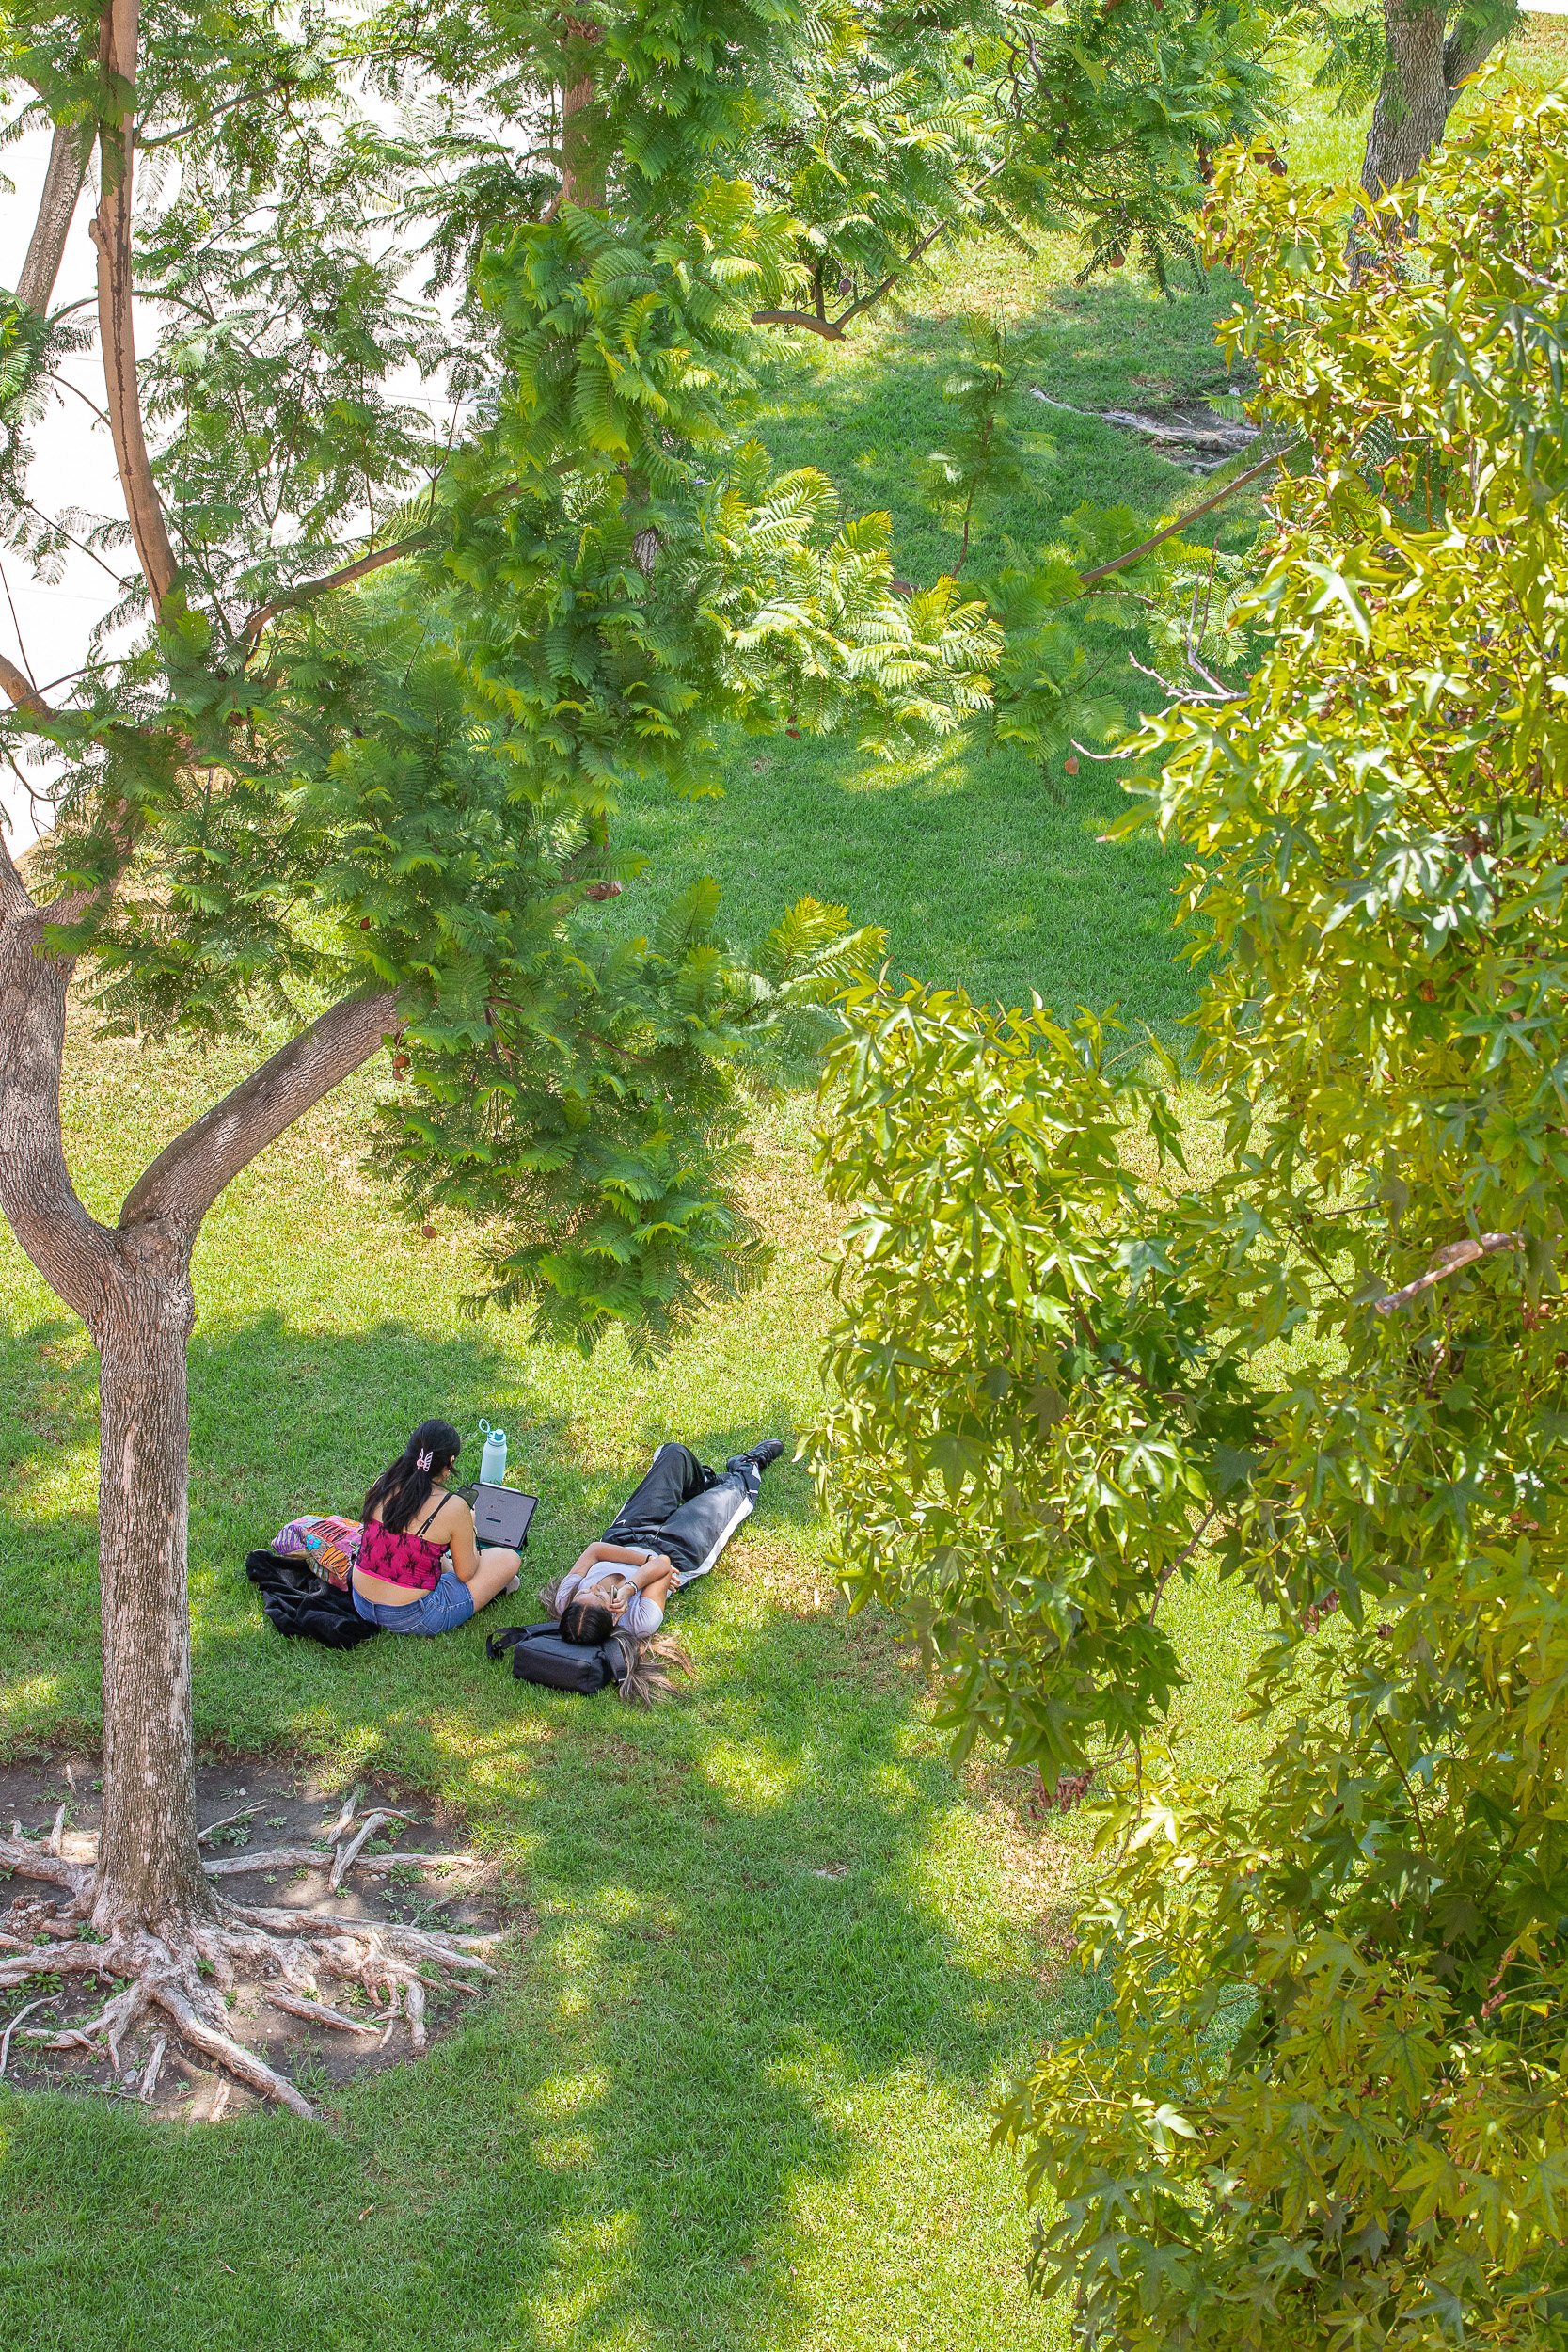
left=0, top=0, right=1281, bottom=2104
left=814, top=80, right=1568, bottom=2344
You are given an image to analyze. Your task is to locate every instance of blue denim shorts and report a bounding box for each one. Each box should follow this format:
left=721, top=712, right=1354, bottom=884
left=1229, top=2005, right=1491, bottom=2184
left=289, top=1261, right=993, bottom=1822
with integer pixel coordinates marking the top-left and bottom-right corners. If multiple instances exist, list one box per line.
left=351, top=1566, right=475, bottom=1636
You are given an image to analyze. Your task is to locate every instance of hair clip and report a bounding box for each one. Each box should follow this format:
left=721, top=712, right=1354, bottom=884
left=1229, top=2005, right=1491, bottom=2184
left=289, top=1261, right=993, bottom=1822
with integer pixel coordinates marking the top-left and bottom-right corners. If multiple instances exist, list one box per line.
left=416, top=1449, right=435, bottom=1471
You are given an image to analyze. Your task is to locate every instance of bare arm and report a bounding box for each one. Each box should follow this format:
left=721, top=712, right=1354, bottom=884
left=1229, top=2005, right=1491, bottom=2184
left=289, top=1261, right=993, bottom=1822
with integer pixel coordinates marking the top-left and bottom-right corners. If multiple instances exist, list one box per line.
left=431, top=1495, right=482, bottom=1584
left=573, top=1539, right=677, bottom=1592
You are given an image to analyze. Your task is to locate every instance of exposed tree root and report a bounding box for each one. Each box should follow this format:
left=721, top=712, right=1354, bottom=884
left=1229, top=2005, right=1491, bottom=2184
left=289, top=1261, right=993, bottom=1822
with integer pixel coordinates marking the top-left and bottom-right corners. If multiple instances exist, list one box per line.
left=0, top=1826, right=499, bottom=2116
left=0, top=1836, right=91, bottom=1896
left=139, top=2032, right=167, bottom=2103
left=266, top=1990, right=378, bottom=2036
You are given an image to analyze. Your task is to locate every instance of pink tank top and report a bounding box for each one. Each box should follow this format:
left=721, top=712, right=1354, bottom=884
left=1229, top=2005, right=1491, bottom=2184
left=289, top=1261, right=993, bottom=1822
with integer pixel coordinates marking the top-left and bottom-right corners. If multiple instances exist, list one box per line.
left=357, top=1495, right=451, bottom=1593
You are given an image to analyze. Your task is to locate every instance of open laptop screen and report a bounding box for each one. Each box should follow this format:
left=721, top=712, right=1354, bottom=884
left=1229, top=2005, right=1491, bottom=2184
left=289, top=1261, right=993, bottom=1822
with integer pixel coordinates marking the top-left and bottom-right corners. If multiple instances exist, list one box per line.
left=459, top=1484, right=538, bottom=1550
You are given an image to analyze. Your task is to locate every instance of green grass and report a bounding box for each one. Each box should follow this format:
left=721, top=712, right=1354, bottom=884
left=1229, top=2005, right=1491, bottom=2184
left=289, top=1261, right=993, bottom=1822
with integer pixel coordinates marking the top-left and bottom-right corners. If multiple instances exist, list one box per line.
left=612, top=260, right=1263, bottom=1032
left=1, top=1032, right=1078, bottom=2352
left=7, top=42, right=1568, bottom=2344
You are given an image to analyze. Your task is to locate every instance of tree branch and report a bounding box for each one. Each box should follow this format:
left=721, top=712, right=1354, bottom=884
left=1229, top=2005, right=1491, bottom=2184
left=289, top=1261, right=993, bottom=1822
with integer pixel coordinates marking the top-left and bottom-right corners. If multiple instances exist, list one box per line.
left=0, top=839, right=121, bottom=1329
left=750, top=309, right=847, bottom=342
left=119, top=988, right=401, bottom=1232
left=752, top=224, right=955, bottom=342
left=1077, top=447, right=1290, bottom=585
left=1373, top=1232, right=1520, bottom=1315
left=89, top=0, right=180, bottom=614
left=238, top=531, right=436, bottom=650
left=0, top=653, right=55, bottom=719
left=1373, top=1714, right=1429, bottom=1851
left=752, top=161, right=1010, bottom=346
left=16, top=117, right=88, bottom=314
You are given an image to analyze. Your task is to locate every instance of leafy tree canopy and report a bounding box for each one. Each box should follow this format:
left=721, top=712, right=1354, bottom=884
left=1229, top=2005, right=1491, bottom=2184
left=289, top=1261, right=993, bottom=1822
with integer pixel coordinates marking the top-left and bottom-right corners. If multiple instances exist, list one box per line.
left=812, top=77, right=1568, bottom=2347
left=2, top=0, right=1287, bottom=1357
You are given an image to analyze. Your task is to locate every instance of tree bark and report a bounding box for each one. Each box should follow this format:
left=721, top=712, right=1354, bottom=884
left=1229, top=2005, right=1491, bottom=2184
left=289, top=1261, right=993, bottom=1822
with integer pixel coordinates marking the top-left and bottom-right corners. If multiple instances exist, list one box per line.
left=556, top=18, right=604, bottom=211
left=92, top=1232, right=213, bottom=1938
left=1360, top=0, right=1516, bottom=200
left=16, top=118, right=88, bottom=314
left=1361, top=2, right=1449, bottom=199
left=89, top=0, right=179, bottom=612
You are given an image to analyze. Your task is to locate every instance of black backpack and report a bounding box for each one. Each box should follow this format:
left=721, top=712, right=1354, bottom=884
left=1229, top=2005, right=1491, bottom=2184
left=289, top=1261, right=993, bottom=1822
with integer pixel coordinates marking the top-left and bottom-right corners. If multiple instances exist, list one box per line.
left=245, top=1550, right=381, bottom=1650
left=486, top=1621, right=621, bottom=1694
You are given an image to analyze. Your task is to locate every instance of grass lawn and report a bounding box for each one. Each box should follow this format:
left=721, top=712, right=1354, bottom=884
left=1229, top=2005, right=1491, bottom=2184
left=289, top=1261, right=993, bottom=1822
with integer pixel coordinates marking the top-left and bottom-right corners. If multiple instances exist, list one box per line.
left=611, top=253, right=1261, bottom=1035
left=5, top=40, right=1567, bottom=2348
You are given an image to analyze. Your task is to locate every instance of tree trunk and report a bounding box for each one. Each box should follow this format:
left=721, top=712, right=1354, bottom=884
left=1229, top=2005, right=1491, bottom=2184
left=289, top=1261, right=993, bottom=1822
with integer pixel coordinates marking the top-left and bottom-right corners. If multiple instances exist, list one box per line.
left=1360, top=0, right=1517, bottom=201
left=1, top=840, right=208, bottom=1937
left=1, top=835, right=396, bottom=1952
left=91, top=1232, right=214, bottom=1940
left=1361, top=1, right=1450, bottom=200
left=16, top=117, right=87, bottom=314
left=555, top=16, right=604, bottom=211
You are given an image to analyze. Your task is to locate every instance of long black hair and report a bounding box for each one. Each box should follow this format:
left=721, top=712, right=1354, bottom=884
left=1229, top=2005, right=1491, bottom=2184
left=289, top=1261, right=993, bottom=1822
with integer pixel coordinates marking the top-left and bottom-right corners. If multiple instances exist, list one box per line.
left=561, top=1595, right=615, bottom=1647
left=363, top=1418, right=462, bottom=1533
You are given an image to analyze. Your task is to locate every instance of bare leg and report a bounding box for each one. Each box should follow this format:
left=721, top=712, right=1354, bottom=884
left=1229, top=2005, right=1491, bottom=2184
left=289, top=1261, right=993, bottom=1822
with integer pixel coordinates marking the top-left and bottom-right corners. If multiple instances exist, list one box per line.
left=465, top=1547, right=522, bottom=1613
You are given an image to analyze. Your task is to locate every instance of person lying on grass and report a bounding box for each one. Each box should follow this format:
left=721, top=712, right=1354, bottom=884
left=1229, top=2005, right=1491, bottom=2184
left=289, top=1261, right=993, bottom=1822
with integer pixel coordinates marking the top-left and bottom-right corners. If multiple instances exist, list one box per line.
left=546, top=1438, right=784, bottom=1646
left=351, top=1417, right=523, bottom=1637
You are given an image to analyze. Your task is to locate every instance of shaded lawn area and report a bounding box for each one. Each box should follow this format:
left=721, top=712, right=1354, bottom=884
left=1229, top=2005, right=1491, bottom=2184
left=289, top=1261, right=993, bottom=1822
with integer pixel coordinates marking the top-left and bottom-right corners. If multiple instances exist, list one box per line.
left=0, top=1035, right=1077, bottom=2352
left=3, top=236, right=1257, bottom=2351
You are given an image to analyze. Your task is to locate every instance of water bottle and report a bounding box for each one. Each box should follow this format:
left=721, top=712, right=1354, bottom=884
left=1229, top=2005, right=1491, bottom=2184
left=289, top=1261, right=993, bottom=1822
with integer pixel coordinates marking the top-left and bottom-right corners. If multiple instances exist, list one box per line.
left=478, top=1420, right=507, bottom=1487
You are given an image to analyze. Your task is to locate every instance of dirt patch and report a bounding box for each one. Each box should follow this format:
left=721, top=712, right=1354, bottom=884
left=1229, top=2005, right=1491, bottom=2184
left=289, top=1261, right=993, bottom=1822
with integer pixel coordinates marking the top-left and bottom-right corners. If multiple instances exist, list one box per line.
left=959, top=1756, right=1086, bottom=1976
left=0, top=1752, right=524, bottom=2122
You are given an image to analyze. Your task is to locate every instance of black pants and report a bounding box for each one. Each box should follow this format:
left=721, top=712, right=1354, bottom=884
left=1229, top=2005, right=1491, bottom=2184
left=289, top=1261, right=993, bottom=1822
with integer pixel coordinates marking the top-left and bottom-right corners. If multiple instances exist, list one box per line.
left=601, top=1444, right=756, bottom=1582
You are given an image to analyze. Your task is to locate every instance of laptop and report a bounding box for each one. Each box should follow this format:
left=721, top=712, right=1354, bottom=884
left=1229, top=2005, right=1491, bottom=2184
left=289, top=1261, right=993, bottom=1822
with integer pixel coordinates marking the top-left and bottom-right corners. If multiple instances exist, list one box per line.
left=459, top=1484, right=538, bottom=1550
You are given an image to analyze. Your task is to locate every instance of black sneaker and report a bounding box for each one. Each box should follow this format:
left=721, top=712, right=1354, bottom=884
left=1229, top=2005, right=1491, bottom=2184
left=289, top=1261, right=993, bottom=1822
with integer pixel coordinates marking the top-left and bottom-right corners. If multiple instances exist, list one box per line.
left=728, top=1438, right=784, bottom=1475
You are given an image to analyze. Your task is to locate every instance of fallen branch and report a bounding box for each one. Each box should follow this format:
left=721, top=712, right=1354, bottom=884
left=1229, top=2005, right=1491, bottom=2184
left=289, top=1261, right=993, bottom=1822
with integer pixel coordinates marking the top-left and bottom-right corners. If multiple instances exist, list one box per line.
left=198, top=1804, right=259, bottom=1845
left=1373, top=1232, right=1520, bottom=1315
left=323, top=1787, right=363, bottom=1845
left=330, top=1811, right=394, bottom=1893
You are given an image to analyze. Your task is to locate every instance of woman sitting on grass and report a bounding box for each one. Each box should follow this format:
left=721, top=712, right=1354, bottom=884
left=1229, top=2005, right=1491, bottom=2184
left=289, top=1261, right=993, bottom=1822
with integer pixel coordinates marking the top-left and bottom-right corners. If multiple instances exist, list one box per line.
left=350, top=1418, right=522, bottom=1637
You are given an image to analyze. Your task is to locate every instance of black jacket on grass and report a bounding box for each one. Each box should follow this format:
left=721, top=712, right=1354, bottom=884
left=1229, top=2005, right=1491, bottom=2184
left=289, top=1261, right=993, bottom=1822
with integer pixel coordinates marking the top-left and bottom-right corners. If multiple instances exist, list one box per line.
left=246, top=1550, right=380, bottom=1648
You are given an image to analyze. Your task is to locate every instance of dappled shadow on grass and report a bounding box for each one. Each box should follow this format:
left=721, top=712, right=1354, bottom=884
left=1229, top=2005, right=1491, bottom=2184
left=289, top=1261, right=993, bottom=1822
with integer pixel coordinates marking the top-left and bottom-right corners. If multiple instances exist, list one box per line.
left=0, top=1325, right=1057, bottom=2351
left=463, top=1606, right=1033, bottom=2346
left=0, top=1599, right=1048, bottom=2350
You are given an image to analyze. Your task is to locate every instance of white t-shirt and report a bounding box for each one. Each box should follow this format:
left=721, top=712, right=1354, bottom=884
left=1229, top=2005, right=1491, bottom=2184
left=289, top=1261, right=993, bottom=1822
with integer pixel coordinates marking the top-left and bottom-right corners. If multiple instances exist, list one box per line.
left=558, top=1560, right=663, bottom=1641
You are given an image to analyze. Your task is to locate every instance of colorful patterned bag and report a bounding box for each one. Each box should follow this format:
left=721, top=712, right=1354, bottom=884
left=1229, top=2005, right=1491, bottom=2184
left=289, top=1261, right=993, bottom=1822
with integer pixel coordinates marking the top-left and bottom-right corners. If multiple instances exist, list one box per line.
left=270, top=1514, right=362, bottom=1591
